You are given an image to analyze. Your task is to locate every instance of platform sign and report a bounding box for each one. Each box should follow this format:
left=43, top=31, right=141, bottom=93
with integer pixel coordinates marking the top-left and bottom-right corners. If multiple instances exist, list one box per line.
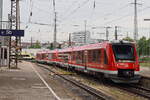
left=0, top=29, right=24, bottom=36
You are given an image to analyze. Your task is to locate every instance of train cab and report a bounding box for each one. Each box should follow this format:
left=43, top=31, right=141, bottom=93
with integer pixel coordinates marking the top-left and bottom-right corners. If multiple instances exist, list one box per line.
left=108, top=40, right=141, bottom=83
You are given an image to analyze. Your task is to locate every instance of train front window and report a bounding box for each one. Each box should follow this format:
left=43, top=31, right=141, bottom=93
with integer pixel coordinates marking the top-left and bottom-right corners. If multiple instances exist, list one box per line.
left=112, top=44, right=135, bottom=61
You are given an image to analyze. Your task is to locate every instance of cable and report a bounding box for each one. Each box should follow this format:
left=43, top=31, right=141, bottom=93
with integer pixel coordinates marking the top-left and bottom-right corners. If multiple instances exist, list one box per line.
left=59, top=0, right=79, bottom=18
left=89, top=0, right=96, bottom=32
left=99, top=3, right=130, bottom=20
left=29, top=0, right=33, bottom=23
left=33, top=5, right=51, bottom=14
left=25, top=0, right=33, bottom=29
left=102, top=6, right=150, bottom=25
left=60, top=0, right=90, bottom=22
left=30, top=22, right=51, bottom=26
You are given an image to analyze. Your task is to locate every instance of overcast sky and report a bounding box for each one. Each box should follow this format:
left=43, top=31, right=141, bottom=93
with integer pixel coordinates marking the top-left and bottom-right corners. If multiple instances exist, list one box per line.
left=2, top=0, right=150, bottom=43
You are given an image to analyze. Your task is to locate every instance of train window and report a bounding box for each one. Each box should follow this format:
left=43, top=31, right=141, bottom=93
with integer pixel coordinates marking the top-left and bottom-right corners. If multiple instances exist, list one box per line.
left=88, top=50, right=92, bottom=63
left=89, top=49, right=101, bottom=64
left=48, top=54, right=52, bottom=59
left=112, top=44, right=135, bottom=61
left=104, top=50, right=108, bottom=64
left=71, top=52, right=75, bottom=60
left=95, top=50, right=101, bottom=63
left=76, top=51, right=83, bottom=64
left=52, top=53, right=56, bottom=59
left=64, top=52, right=70, bottom=62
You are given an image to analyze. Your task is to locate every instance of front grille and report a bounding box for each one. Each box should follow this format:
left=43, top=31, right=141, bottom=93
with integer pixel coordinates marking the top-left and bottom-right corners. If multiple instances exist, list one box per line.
left=118, top=69, right=134, bottom=78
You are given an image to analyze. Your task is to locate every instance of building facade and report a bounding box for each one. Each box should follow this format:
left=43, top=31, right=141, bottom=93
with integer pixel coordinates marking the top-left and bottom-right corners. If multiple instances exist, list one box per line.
left=71, top=31, right=103, bottom=46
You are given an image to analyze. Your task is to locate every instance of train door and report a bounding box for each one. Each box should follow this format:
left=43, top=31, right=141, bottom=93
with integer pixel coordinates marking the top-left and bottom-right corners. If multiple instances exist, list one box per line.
left=101, top=49, right=108, bottom=69
left=0, top=46, right=9, bottom=67
left=83, top=50, right=88, bottom=71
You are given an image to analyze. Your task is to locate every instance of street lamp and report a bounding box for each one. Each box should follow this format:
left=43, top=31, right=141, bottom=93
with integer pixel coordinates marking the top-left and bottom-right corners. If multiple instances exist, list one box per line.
left=104, top=26, right=112, bottom=40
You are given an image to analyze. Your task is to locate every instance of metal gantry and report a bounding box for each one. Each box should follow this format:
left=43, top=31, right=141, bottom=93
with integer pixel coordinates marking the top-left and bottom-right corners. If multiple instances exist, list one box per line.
left=9, top=0, right=21, bottom=68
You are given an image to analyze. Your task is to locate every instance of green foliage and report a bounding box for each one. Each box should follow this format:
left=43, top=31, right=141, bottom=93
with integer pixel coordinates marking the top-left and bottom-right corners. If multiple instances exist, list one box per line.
left=47, top=43, right=54, bottom=50
left=137, top=36, right=150, bottom=57
left=47, top=43, right=62, bottom=50
left=29, top=40, right=41, bottom=49
left=123, top=37, right=134, bottom=42
left=140, top=62, right=150, bottom=67
left=139, top=57, right=150, bottom=62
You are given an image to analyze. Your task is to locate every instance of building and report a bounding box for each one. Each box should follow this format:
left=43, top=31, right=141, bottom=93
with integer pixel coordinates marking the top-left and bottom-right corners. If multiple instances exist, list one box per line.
left=71, top=31, right=103, bottom=46
left=72, top=31, right=90, bottom=46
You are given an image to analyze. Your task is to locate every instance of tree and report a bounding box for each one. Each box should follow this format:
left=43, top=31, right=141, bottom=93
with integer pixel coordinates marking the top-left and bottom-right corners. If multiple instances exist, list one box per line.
left=137, top=37, right=148, bottom=56
left=29, top=40, right=41, bottom=49
left=122, top=37, right=134, bottom=42
left=47, top=43, right=54, bottom=50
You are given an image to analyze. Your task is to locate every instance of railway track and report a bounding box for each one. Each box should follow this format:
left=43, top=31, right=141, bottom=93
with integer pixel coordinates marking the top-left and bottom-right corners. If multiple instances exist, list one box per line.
left=142, top=76, right=150, bottom=80
left=36, top=63, right=115, bottom=100
left=33, top=61, right=150, bottom=100
left=114, top=84, right=150, bottom=99
left=103, top=76, right=150, bottom=99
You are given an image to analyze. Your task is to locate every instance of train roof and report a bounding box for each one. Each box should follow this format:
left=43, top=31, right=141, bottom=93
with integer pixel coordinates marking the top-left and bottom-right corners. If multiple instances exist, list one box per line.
left=58, top=40, right=135, bottom=52
left=72, top=42, right=108, bottom=51
left=58, top=41, right=109, bottom=52
left=110, top=40, right=135, bottom=44
left=58, top=48, right=72, bottom=53
left=36, top=40, right=135, bottom=54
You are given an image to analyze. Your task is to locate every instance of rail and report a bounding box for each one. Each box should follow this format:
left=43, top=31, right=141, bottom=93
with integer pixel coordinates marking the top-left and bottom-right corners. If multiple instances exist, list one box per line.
left=36, top=63, right=115, bottom=100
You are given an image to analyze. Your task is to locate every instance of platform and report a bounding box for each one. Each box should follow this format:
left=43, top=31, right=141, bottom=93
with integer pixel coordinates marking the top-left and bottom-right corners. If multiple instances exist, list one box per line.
left=0, top=61, right=77, bottom=100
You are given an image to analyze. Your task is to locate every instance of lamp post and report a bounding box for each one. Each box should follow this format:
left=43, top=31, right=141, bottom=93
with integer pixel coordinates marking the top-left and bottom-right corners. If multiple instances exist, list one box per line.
left=103, top=26, right=112, bottom=40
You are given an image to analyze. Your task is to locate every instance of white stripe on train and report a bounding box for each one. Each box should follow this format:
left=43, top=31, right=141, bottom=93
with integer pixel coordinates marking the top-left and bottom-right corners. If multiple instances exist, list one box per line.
left=45, top=61, right=139, bottom=75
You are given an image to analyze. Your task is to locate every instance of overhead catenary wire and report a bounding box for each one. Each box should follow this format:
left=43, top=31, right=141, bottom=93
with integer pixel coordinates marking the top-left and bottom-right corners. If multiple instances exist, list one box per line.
left=23, top=0, right=150, bottom=42
left=60, top=0, right=90, bottom=22
left=102, top=3, right=130, bottom=18
left=29, top=0, right=33, bottom=23
left=102, top=5, right=150, bottom=26
left=59, top=0, right=80, bottom=19
left=25, top=0, right=33, bottom=29
left=59, top=1, right=133, bottom=30
left=25, top=0, right=53, bottom=30
left=89, top=0, right=96, bottom=32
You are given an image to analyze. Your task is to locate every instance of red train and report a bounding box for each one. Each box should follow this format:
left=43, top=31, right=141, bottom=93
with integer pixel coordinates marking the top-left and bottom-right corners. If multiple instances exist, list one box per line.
left=36, top=40, right=141, bottom=83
